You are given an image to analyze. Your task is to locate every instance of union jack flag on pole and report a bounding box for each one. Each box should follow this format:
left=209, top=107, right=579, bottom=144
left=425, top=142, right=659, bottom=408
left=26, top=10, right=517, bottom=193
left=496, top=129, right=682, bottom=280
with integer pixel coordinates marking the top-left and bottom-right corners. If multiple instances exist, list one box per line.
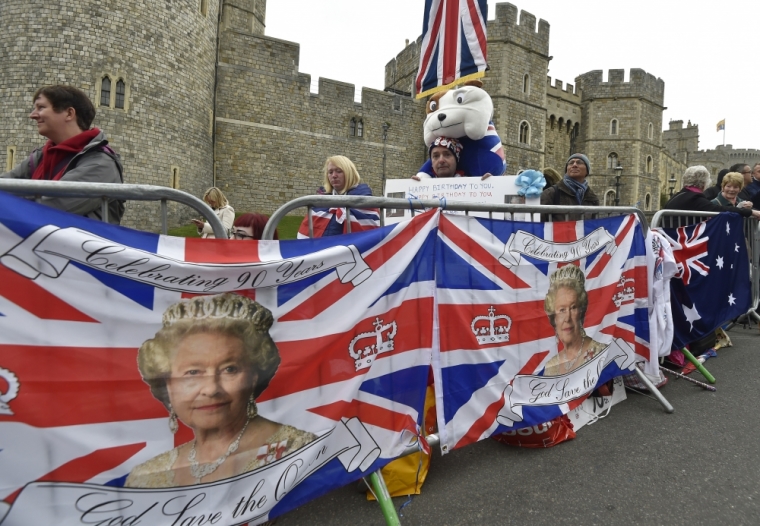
left=415, top=0, right=489, bottom=98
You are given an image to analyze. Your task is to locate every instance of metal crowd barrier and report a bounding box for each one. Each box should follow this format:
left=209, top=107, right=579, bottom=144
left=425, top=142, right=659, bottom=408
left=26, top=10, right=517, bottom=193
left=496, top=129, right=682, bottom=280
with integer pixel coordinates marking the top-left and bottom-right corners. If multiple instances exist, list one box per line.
left=262, top=194, right=650, bottom=240
left=264, top=195, right=673, bottom=525
left=264, top=195, right=672, bottom=411
left=0, top=179, right=228, bottom=238
left=651, top=209, right=760, bottom=322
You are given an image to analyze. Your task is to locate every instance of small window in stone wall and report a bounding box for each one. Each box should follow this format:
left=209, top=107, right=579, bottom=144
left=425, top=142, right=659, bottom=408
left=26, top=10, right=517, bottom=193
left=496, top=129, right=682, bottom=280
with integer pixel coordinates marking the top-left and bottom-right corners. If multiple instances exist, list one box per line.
left=604, top=190, right=616, bottom=206
left=200, top=0, right=208, bottom=16
left=648, top=122, right=654, bottom=140
left=610, top=119, right=618, bottom=135
left=393, top=96, right=401, bottom=111
left=100, top=77, right=111, bottom=107
left=646, top=155, right=653, bottom=173
left=171, top=166, right=180, bottom=189
left=350, top=118, right=356, bottom=137
left=523, top=74, right=530, bottom=95
left=115, top=79, right=126, bottom=109
left=357, top=120, right=363, bottom=137
left=645, top=193, right=651, bottom=210
left=519, top=121, right=530, bottom=145
left=6, top=146, right=16, bottom=172
left=607, top=152, right=618, bottom=169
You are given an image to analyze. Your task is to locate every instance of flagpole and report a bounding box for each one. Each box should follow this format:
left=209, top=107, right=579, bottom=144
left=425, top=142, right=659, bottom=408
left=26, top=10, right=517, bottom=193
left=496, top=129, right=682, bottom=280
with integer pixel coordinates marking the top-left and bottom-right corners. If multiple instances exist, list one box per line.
left=723, top=126, right=725, bottom=147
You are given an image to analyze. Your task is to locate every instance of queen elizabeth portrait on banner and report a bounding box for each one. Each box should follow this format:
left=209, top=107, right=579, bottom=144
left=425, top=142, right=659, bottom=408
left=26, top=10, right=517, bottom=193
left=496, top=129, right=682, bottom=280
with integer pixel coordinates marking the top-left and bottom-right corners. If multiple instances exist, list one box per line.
left=126, top=293, right=316, bottom=488
left=542, top=265, right=607, bottom=376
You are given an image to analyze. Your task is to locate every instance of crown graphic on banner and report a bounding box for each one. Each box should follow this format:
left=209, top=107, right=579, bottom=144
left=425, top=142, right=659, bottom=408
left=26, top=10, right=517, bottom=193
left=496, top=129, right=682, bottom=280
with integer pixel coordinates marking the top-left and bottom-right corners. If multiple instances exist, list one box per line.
left=471, top=306, right=512, bottom=344
left=348, top=318, right=398, bottom=371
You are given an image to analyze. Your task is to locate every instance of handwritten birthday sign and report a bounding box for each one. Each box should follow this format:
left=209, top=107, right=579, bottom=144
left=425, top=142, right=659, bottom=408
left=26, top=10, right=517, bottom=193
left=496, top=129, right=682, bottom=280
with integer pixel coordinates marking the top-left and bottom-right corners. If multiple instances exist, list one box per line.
left=384, top=176, right=540, bottom=224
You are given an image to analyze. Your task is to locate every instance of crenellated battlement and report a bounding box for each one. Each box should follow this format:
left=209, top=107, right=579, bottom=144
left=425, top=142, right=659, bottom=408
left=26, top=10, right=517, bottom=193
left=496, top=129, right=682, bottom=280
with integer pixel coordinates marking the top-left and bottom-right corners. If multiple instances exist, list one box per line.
left=575, top=68, right=664, bottom=105
left=489, top=3, right=549, bottom=55
left=546, top=76, right=581, bottom=100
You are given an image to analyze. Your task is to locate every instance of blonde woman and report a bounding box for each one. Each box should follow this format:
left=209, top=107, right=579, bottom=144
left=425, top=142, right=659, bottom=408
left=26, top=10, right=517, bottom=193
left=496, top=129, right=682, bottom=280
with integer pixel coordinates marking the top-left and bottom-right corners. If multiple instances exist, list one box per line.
left=711, top=172, right=752, bottom=209
left=297, top=155, right=380, bottom=238
left=191, top=187, right=235, bottom=238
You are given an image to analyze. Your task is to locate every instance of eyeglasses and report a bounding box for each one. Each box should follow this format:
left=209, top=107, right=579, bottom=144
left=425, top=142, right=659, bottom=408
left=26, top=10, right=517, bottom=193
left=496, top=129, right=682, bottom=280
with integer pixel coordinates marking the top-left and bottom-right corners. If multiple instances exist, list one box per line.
left=232, top=230, right=256, bottom=240
left=567, top=160, right=586, bottom=166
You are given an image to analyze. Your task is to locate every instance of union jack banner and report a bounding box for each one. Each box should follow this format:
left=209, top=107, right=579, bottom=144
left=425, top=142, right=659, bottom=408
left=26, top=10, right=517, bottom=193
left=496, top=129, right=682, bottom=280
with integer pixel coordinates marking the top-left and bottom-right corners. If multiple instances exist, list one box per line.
left=0, top=193, right=434, bottom=525
left=433, top=213, right=650, bottom=452
left=415, top=0, right=489, bottom=98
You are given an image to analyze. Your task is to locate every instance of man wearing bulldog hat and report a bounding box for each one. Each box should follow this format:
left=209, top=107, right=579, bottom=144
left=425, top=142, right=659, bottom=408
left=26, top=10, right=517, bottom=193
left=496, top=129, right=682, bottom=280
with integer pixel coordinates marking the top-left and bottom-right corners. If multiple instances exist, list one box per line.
left=540, top=153, right=600, bottom=220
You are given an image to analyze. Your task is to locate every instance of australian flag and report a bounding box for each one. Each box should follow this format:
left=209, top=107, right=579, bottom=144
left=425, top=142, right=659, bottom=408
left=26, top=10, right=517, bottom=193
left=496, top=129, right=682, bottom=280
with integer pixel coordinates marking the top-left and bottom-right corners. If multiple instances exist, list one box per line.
left=658, top=212, right=751, bottom=350
left=415, top=0, right=489, bottom=98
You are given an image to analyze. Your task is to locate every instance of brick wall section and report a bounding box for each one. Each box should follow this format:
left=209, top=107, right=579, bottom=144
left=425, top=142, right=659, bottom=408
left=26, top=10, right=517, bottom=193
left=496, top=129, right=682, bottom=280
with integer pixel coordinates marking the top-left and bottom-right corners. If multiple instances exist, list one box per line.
left=0, top=0, right=218, bottom=231
left=213, top=29, right=427, bottom=216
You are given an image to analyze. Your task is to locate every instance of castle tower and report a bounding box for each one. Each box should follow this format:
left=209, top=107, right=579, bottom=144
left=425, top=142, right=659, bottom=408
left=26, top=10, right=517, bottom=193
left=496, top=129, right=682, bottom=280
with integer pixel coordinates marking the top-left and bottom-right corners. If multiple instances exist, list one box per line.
left=662, top=120, right=699, bottom=164
left=0, top=0, right=219, bottom=230
left=483, top=4, right=550, bottom=172
left=575, top=69, right=665, bottom=212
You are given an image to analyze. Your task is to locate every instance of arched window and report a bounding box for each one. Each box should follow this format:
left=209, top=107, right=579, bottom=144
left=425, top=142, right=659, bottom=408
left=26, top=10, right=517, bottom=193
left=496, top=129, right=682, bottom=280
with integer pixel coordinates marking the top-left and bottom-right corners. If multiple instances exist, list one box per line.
left=170, top=166, right=180, bottom=189
left=115, top=79, right=126, bottom=109
left=357, top=119, right=363, bottom=137
left=519, top=121, right=530, bottom=145
left=549, top=115, right=556, bottom=130
left=648, top=122, right=654, bottom=140
left=645, top=193, right=652, bottom=210
left=604, top=190, right=617, bottom=206
left=100, top=76, right=111, bottom=107
left=610, top=119, right=618, bottom=135
left=523, top=74, right=530, bottom=94
left=6, top=146, right=16, bottom=172
left=646, top=155, right=653, bottom=173
left=607, top=152, right=619, bottom=169
left=350, top=118, right=356, bottom=137
left=200, top=0, right=208, bottom=16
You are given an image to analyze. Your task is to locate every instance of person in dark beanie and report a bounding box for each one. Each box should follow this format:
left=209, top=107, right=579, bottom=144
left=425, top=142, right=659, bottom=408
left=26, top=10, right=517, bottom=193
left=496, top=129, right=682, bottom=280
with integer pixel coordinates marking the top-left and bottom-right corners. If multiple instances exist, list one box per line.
left=1, top=85, right=124, bottom=224
left=703, top=168, right=730, bottom=200
left=540, top=153, right=599, bottom=220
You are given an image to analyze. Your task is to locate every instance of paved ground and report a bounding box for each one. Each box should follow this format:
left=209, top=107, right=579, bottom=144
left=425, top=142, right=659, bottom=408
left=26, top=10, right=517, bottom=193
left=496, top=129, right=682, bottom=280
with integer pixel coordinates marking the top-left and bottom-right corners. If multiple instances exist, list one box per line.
left=276, top=325, right=760, bottom=526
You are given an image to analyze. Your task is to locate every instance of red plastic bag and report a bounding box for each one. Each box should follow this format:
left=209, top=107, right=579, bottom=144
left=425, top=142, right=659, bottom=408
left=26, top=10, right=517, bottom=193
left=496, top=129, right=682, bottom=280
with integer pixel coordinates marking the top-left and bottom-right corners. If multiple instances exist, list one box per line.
left=491, top=415, right=576, bottom=448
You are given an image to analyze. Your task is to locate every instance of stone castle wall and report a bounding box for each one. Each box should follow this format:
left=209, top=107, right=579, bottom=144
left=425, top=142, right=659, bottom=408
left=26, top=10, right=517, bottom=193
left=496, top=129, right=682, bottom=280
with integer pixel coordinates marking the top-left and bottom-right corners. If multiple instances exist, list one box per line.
left=0, top=0, right=219, bottom=231
left=544, top=78, right=581, bottom=172
left=213, top=28, right=427, bottom=216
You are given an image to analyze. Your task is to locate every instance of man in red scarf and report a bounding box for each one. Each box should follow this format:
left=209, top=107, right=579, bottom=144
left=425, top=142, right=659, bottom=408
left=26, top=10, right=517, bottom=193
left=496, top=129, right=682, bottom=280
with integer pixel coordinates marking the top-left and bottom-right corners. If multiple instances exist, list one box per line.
left=1, top=85, right=124, bottom=224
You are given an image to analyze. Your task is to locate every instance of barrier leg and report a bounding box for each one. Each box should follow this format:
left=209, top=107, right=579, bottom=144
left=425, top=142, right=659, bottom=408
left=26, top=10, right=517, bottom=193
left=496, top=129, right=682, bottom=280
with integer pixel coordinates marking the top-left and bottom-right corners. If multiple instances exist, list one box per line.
left=634, top=364, right=674, bottom=413
left=680, top=348, right=716, bottom=384
left=369, top=470, right=401, bottom=526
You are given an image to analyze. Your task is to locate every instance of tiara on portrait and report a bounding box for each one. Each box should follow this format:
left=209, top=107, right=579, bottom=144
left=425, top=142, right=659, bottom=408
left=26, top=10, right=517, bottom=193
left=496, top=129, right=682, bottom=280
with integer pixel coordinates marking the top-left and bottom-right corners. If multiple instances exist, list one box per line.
left=161, top=293, right=273, bottom=331
left=548, top=265, right=585, bottom=286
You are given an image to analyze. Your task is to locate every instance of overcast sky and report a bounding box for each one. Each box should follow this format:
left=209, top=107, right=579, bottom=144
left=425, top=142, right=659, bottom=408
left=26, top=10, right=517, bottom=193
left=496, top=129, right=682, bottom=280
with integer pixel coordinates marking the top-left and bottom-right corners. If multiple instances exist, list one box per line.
left=266, top=1, right=759, bottom=153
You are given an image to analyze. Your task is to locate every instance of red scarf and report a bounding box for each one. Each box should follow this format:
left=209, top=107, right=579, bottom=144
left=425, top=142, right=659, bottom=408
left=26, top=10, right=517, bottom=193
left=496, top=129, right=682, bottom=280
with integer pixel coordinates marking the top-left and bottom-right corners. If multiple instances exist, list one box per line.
left=31, top=128, right=101, bottom=181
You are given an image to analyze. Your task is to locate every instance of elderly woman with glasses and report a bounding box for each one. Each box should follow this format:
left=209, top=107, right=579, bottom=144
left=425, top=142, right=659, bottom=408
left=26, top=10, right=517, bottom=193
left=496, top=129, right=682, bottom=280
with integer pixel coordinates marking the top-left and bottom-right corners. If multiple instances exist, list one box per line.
left=665, top=165, right=760, bottom=219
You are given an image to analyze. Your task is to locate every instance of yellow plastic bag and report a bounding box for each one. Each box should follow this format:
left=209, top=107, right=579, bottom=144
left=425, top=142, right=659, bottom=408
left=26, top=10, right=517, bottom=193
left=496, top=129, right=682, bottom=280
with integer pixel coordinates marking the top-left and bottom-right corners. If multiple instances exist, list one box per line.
left=367, top=385, right=435, bottom=499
